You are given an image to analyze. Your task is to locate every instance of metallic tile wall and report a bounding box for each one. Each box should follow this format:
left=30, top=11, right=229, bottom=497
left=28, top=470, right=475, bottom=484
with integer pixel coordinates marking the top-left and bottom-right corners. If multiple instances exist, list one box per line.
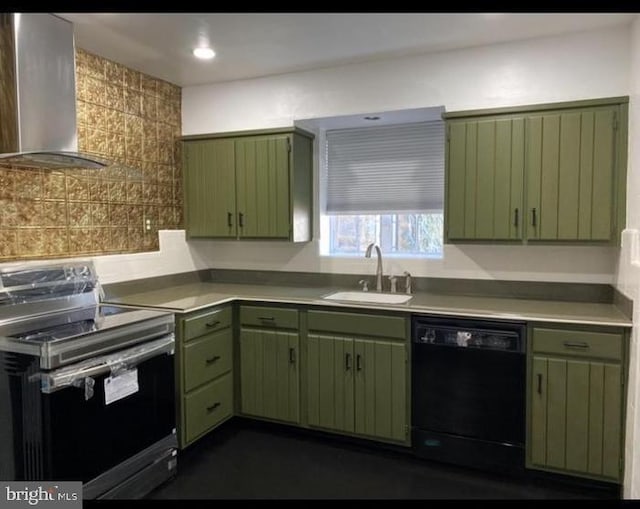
left=0, top=48, right=183, bottom=261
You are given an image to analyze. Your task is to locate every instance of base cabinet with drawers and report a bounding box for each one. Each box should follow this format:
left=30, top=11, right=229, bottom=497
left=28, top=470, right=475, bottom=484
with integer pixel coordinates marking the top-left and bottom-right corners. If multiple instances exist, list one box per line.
left=169, top=295, right=629, bottom=488
left=177, top=305, right=234, bottom=448
left=528, top=325, right=627, bottom=482
left=306, top=310, right=409, bottom=444
left=238, top=305, right=301, bottom=424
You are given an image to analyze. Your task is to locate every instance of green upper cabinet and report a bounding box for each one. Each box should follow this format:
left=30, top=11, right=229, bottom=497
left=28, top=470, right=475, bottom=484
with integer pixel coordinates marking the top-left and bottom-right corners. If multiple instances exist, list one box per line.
left=235, top=136, right=290, bottom=239
left=526, top=106, right=617, bottom=241
left=444, top=97, right=628, bottom=245
left=183, top=138, right=236, bottom=238
left=447, top=116, right=525, bottom=240
left=182, top=127, right=314, bottom=242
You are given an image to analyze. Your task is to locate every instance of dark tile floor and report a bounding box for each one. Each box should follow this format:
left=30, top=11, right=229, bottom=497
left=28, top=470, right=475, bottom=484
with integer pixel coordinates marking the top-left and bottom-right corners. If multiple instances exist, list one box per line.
left=149, top=419, right=620, bottom=500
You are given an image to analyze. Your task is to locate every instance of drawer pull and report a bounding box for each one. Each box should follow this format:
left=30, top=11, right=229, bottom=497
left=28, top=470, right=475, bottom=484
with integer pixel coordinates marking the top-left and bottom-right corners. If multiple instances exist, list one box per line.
left=356, top=354, right=362, bottom=371
left=206, top=355, right=221, bottom=365
left=259, top=316, right=275, bottom=322
left=537, top=373, right=543, bottom=395
left=345, top=353, right=352, bottom=371
left=227, top=212, right=233, bottom=228
left=513, top=208, right=519, bottom=228
left=289, top=348, right=296, bottom=364
left=563, top=341, right=590, bottom=350
left=206, top=402, right=221, bottom=413
left=205, top=320, right=221, bottom=328
left=531, top=207, right=537, bottom=227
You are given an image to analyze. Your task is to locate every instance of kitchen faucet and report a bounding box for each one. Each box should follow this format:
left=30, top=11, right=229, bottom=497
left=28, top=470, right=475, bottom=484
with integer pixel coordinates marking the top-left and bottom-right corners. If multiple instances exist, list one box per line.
left=365, top=243, right=383, bottom=292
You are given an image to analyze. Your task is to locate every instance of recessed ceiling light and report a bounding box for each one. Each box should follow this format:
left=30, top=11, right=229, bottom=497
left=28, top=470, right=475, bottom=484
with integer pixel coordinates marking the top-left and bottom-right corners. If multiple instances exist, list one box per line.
left=193, top=47, right=215, bottom=60
left=364, top=116, right=380, bottom=121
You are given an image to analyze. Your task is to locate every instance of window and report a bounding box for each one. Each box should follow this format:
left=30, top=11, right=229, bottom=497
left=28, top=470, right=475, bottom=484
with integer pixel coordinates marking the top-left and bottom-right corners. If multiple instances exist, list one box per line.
left=322, top=121, right=445, bottom=257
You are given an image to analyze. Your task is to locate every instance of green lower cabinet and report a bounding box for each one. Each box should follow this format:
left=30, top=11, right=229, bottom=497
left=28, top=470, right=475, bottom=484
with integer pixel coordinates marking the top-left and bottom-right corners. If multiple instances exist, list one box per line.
left=239, top=327, right=300, bottom=424
left=177, top=305, right=234, bottom=448
left=184, top=373, right=234, bottom=445
left=307, top=334, right=355, bottom=434
left=528, top=326, right=626, bottom=482
left=307, top=333, right=407, bottom=443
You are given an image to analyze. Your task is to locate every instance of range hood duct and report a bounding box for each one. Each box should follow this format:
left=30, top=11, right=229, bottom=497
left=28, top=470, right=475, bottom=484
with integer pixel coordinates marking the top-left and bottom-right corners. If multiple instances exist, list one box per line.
left=0, top=13, right=141, bottom=177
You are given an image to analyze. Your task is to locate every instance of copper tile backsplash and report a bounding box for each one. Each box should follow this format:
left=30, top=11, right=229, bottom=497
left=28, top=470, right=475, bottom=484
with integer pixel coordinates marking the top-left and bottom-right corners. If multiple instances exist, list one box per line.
left=0, top=48, right=183, bottom=261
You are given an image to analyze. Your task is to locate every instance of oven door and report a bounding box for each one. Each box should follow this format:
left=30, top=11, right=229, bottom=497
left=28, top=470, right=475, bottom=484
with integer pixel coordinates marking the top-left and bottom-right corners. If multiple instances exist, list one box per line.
left=37, top=336, right=176, bottom=483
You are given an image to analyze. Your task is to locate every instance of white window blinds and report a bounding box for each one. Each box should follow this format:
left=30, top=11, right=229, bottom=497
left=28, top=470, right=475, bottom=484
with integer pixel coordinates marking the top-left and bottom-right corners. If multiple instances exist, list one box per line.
left=325, top=121, right=445, bottom=214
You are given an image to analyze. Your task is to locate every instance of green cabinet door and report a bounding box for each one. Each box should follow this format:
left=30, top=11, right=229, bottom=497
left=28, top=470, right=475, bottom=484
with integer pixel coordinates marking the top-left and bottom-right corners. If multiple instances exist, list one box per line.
left=307, top=333, right=355, bottom=434
left=307, top=333, right=407, bottom=443
left=530, top=355, right=623, bottom=481
left=183, top=138, right=237, bottom=237
left=239, top=327, right=300, bottom=424
left=235, top=135, right=291, bottom=239
left=526, top=106, right=617, bottom=241
left=447, top=117, right=524, bottom=241
left=353, top=339, right=407, bottom=442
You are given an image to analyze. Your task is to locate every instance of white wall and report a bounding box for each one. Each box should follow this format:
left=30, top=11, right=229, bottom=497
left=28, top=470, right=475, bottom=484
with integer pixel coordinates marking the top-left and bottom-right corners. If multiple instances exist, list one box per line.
left=618, top=15, right=640, bottom=500
left=183, top=26, right=629, bottom=134
left=181, top=26, right=630, bottom=284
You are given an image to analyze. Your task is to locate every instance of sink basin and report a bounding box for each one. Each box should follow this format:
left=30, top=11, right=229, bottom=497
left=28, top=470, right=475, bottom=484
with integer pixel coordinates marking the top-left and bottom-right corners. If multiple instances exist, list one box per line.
left=322, top=291, right=413, bottom=305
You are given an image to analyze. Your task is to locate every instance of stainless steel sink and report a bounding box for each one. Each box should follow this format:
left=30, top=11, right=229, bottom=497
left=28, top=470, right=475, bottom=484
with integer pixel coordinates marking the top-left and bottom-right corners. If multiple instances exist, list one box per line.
left=322, top=291, right=413, bottom=304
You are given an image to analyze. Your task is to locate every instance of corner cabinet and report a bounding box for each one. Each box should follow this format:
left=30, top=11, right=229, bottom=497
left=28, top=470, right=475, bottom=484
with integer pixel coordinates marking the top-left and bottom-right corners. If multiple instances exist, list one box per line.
left=306, top=309, right=409, bottom=445
left=238, top=304, right=301, bottom=424
left=182, top=127, right=314, bottom=242
left=176, top=305, right=234, bottom=448
left=445, top=97, right=628, bottom=245
left=527, top=324, right=628, bottom=483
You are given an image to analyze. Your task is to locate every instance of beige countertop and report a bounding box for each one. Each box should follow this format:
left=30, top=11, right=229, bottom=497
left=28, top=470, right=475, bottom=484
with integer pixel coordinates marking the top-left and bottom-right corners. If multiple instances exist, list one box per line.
left=104, top=281, right=632, bottom=328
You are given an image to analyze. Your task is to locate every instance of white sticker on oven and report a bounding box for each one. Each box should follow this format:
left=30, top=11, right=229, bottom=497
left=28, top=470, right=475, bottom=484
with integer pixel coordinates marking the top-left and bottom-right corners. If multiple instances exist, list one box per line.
left=104, top=369, right=139, bottom=405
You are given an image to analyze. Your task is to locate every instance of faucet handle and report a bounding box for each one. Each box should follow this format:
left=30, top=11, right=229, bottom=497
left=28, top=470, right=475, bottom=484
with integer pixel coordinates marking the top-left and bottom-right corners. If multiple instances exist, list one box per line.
left=388, top=275, right=397, bottom=294
left=358, top=279, right=369, bottom=292
left=403, top=271, right=412, bottom=294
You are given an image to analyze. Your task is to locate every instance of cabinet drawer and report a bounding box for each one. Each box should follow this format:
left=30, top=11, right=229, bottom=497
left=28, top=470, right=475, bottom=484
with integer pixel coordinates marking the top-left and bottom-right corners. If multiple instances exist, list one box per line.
left=183, top=306, right=232, bottom=341
left=307, top=310, right=406, bottom=340
left=239, top=305, right=299, bottom=330
left=183, top=328, right=233, bottom=392
left=532, top=327, right=623, bottom=361
left=184, top=373, right=233, bottom=444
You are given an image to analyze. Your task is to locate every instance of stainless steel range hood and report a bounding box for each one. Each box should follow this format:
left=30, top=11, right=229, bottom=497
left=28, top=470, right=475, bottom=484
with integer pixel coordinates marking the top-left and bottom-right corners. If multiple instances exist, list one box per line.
left=0, top=13, right=140, bottom=177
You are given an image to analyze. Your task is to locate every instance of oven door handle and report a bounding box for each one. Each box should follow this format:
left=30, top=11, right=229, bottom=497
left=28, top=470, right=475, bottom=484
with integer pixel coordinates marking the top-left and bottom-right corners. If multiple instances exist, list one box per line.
left=32, top=334, right=175, bottom=394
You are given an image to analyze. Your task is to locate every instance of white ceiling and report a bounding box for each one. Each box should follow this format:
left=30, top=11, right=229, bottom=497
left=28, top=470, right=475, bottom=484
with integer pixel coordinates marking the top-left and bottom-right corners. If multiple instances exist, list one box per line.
left=58, top=13, right=637, bottom=88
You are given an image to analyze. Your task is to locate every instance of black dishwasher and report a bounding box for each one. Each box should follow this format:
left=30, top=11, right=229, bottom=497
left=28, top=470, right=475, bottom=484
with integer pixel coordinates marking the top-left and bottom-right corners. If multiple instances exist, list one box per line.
left=412, top=316, right=526, bottom=473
